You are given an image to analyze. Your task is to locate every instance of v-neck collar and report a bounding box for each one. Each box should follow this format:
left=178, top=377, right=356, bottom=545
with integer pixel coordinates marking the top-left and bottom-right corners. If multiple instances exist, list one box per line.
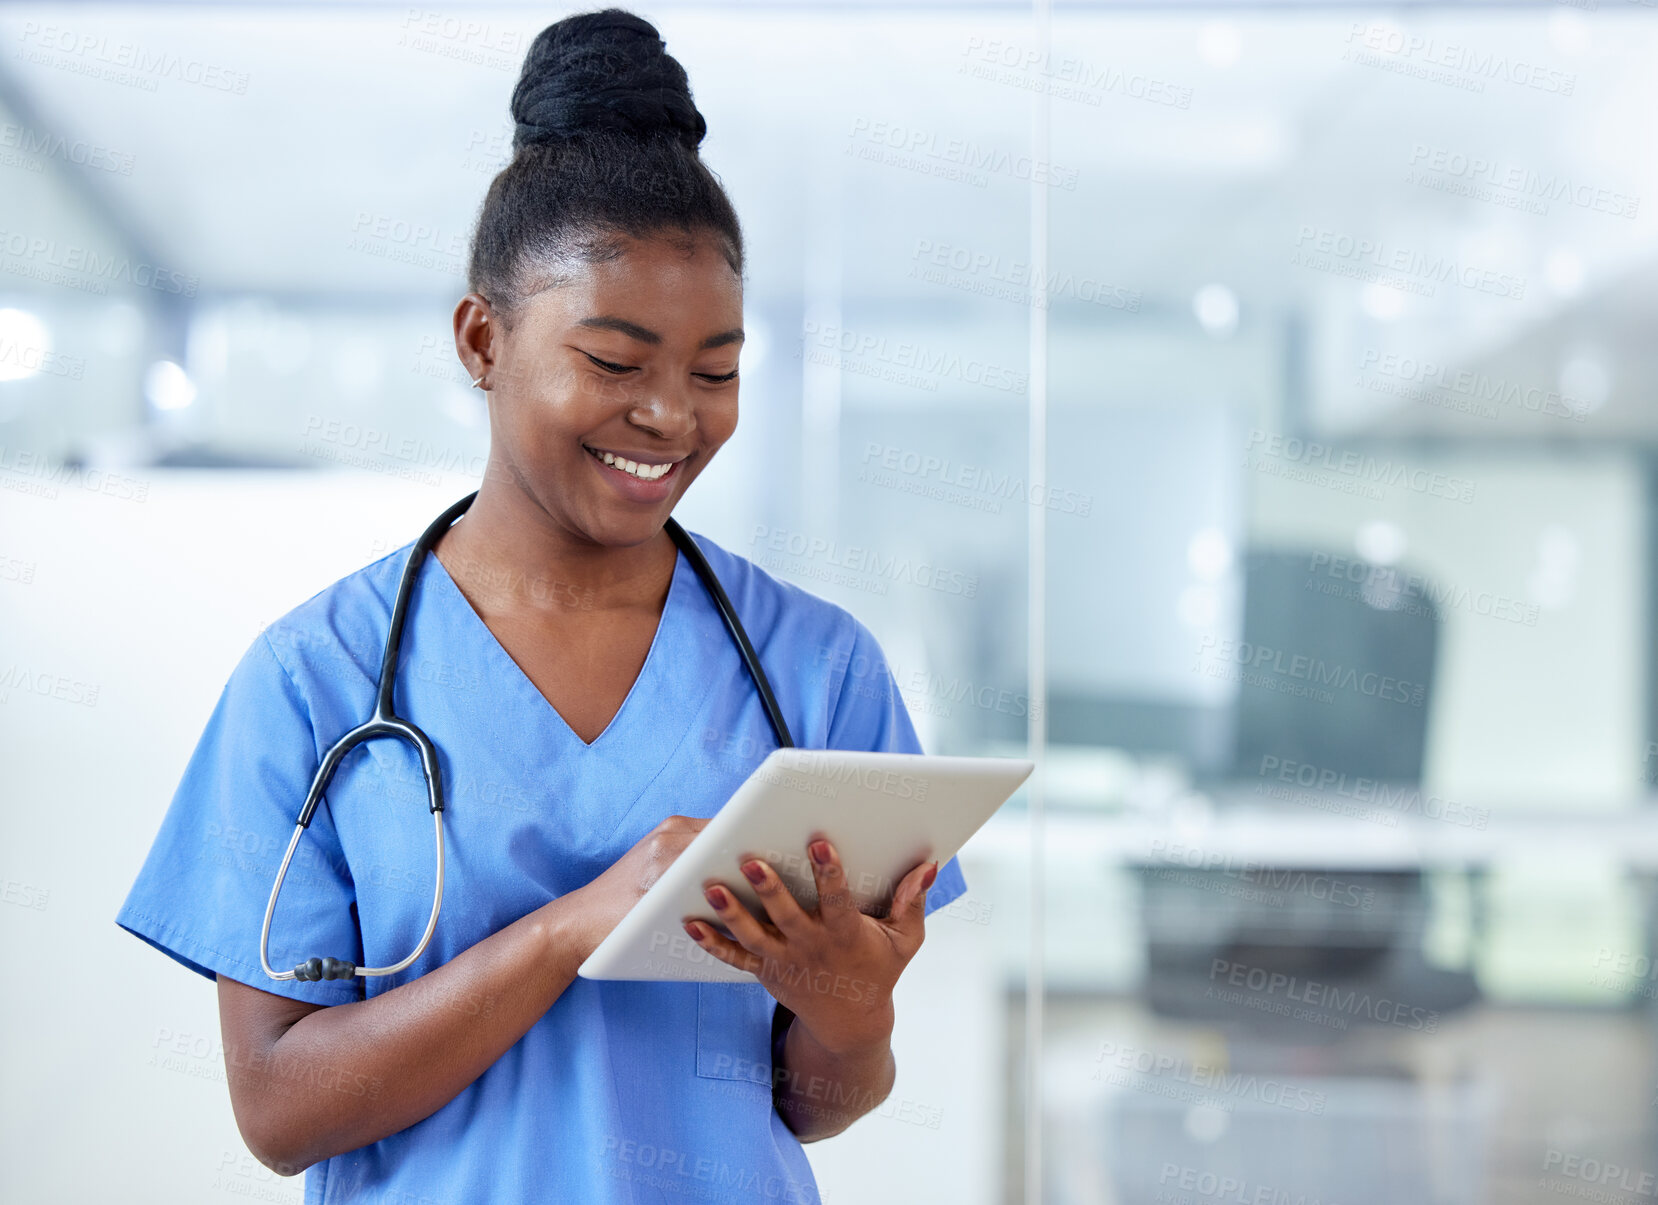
left=423, top=543, right=692, bottom=752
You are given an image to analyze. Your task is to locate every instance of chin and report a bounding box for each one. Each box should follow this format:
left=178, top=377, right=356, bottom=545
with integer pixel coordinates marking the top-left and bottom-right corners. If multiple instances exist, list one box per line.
left=584, top=506, right=675, bottom=546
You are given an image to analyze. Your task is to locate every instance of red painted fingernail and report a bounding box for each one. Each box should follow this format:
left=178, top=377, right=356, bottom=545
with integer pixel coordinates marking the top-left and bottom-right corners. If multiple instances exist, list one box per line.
left=809, top=840, right=832, bottom=866
left=740, top=861, right=766, bottom=885
left=921, top=862, right=938, bottom=891
left=684, top=921, right=702, bottom=940
left=704, top=886, right=729, bottom=909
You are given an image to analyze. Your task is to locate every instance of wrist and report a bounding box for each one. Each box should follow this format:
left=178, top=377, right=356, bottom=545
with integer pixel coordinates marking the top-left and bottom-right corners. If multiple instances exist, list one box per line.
left=788, top=1004, right=895, bottom=1064
left=533, top=890, right=598, bottom=971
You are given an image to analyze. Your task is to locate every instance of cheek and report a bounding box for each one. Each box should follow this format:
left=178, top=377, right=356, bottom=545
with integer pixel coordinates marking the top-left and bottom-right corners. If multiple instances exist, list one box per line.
left=498, top=369, right=602, bottom=448
left=702, top=395, right=740, bottom=446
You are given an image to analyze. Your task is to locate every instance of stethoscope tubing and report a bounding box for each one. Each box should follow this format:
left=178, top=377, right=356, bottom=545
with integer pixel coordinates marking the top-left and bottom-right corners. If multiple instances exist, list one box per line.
left=261, top=492, right=792, bottom=984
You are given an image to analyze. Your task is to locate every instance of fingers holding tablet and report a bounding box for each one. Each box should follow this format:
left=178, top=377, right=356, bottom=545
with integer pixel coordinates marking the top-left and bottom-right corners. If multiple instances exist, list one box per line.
left=805, top=837, right=860, bottom=935
left=578, top=750, right=1032, bottom=982
left=882, top=856, right=939, bottom=961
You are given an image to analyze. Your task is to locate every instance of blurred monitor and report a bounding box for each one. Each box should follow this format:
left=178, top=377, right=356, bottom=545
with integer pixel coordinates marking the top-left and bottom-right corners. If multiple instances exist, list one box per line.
left=1220, top=548, right=1439, bottom=789
left=1051, top=539, right=1439, bottom=794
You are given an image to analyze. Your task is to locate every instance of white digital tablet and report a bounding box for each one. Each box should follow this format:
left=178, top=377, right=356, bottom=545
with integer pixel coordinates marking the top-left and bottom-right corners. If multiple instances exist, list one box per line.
left=577, top=748, right=1033, bottom=983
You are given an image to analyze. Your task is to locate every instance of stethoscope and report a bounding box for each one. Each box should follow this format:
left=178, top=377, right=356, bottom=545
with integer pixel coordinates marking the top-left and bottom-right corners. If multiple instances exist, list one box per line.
left=261, top=490, right=795, bottom=983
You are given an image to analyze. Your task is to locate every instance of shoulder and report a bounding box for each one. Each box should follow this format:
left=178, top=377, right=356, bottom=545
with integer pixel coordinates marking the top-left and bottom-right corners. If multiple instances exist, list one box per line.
left=676, top=527, right=877, bottom=684
left=248, top=544, right=411, bottom=701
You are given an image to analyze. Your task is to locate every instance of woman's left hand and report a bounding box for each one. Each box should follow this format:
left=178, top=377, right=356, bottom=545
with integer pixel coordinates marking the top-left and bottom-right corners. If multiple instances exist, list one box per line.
left=683, top=837, right=938, bottom=1055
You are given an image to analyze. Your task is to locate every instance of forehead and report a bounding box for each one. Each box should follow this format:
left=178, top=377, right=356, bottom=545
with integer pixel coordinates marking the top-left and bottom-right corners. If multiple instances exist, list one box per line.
left=519, top=234, right=743, bottom=335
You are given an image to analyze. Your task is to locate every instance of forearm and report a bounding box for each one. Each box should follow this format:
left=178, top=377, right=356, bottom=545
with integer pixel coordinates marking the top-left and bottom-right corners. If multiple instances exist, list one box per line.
left=772, top=1010, right=897, bottom=1142
left=225, top=893, right=591, bottom=1174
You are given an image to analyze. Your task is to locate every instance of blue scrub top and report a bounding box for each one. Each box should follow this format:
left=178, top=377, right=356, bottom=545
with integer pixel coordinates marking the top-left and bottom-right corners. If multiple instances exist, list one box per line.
left=116, top=521, right=968, bottom=1205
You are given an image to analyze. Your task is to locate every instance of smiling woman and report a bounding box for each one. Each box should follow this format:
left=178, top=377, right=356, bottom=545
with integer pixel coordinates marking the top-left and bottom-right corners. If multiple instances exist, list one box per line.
left=112, top=7, right=966, bottom=1205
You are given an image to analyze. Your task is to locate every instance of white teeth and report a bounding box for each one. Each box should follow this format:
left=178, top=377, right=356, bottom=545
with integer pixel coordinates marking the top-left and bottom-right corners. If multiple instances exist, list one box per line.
left=594, top=449, right=672, bottom=481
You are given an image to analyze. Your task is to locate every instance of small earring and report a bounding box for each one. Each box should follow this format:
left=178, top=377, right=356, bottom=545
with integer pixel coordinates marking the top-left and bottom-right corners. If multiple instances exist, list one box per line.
left=471, top=375, right=487, bottom=390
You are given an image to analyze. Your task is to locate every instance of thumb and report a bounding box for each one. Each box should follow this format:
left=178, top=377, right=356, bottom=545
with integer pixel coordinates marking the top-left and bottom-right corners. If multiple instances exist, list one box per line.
left=886, top=858, right=938, bottom=948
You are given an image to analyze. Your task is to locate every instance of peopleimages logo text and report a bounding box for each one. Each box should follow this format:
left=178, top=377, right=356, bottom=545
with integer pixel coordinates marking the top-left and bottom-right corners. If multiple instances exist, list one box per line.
left=1357, top=349, right=1586, bottom=424
left=751, top=525, right=977, bottom=599
left=910, top=239, right=1141, bottom=311
left=1292, top=225, right=1525, bottom=299
left=1245, top=430, right=1476, bottom=503
left=1196, top=635, right=1427, bottom=708
left=0, top=230, right=197, bottom=297
left=860, top=441, right=1092, bottom=516
left=800, top=320, right=1027, bottom=395
left=1209, top=958, right=1440, bottom=1032
left=1306, top=552, right=1539, bottom=628
left=1342, top=21, right=1577, bottom=96
left=1406, top=144, right=1638, bottom=219
left=16, top=21, right=252, bottom=93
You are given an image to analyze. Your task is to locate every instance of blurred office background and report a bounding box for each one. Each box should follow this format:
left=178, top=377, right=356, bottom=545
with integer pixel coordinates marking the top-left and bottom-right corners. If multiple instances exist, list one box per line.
left=3, top=1, right=1656, bottom=1202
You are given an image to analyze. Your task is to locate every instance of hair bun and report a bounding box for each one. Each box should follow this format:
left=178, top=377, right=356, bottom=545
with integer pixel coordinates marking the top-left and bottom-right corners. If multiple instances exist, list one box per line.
left=510, top=7, right=707, bottom=154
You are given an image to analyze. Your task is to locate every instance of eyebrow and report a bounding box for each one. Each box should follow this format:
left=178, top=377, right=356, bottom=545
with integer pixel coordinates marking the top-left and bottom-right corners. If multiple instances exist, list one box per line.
left=576, top=315, right=745, bottom=350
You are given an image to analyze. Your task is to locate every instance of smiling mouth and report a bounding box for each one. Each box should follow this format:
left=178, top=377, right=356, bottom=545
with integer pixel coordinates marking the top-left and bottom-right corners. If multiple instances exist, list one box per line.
left=584, top=445, right=681, bottom=482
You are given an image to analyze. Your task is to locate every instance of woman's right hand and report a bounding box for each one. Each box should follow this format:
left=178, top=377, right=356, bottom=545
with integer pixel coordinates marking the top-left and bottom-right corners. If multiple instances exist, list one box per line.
left=558, top=814, right=711, bottom=960
left=219, top=812, right=715, bottom=1175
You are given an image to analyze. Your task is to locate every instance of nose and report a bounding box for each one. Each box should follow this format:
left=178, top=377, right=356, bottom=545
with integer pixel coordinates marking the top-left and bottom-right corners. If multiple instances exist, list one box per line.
left=627, top=382, right=696, bottom=442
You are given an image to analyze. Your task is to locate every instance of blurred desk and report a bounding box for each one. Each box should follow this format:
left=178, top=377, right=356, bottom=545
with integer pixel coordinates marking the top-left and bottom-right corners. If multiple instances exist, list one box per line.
left=972, top=804, right=1658, bottom=870
left=956, top=795, right=1658, bottom=996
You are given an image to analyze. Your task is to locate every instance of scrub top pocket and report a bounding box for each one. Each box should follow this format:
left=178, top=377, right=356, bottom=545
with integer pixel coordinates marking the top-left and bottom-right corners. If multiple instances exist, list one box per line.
left=695, top=980, right=776, bottom=1088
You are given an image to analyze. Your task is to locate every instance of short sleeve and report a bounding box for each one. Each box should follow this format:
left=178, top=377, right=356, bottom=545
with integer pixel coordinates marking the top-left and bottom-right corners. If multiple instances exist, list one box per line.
left=824, top=618, right=968, bottom=917
left=115, top=631, right=364, bottom=1005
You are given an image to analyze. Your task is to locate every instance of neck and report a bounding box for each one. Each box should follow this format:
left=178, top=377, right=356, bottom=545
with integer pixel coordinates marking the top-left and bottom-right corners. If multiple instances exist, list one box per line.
left=431, top=474, right=677, bottom=615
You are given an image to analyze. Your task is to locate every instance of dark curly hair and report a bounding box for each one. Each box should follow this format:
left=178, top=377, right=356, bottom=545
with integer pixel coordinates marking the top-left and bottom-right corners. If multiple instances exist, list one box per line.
left=467, top=7, right=746, bottom=328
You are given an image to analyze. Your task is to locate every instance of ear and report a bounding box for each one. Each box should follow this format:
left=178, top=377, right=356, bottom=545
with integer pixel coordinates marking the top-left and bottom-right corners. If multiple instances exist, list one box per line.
left=453, top=292, right=498, bottom=385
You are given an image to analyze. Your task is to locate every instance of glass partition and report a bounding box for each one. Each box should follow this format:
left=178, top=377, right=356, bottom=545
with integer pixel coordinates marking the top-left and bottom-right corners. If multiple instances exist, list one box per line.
left=1047, top=7, right=1658, bottom=1205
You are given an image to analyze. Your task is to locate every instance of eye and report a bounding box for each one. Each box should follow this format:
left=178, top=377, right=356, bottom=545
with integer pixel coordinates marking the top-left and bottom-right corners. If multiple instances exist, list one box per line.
left=582, top=352, right=636, bottom=374
left=696, top=368, right=740, bottom=384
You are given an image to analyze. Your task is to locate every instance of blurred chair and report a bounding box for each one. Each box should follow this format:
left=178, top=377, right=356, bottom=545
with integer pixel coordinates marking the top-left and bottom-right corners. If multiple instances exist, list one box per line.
left=1083, top=549, right=1489, bottom=1205
left=1140, top=547, right=1480, bottom=1031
